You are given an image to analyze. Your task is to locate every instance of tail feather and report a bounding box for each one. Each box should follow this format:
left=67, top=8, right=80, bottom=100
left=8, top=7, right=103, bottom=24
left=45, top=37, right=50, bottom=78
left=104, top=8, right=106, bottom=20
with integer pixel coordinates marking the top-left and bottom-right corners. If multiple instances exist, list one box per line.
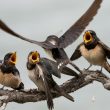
left=103, top=61, right=110, bottom=73
left=54, top=84, right=74, bottom=102
left=45, top=85, right=54, bottom=110
left=47, top=93, right=54, bottom=110
left=62, top=66, right=79, bottom=78
left=60, top=89, right=74, bottom=102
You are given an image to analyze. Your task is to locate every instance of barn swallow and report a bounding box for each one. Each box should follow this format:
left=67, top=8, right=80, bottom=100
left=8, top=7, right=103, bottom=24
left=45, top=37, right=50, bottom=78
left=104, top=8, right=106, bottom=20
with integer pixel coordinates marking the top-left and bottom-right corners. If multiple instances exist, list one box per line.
left=0, top=0, right=102, bottom=74
left=70, top=30, right=110, bottom=73
left=0, top=52, right=24, bottom=90
left=26, top=51, right=74, bottom=110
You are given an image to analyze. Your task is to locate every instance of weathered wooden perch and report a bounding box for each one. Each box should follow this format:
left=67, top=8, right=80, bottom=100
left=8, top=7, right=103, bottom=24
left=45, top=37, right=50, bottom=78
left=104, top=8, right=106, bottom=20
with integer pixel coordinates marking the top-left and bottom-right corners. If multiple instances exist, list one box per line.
left=0, top=70, right=110, bottom=108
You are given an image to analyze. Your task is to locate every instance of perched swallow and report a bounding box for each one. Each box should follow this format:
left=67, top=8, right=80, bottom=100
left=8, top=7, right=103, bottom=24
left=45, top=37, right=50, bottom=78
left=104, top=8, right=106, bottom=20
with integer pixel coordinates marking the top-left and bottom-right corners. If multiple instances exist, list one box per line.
left=0, top=52, right=24, bottom=90
left=70, top=30, right=110, bottom=73
left=27, top=51, right=74, bottom=110
left=0, top=0, right=102, bottom=74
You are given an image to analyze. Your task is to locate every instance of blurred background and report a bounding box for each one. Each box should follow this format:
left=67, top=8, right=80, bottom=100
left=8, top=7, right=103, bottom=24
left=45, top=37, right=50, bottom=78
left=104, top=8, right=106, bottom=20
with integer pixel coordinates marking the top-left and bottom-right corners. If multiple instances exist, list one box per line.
left=0, top=0, right=110, bottom=110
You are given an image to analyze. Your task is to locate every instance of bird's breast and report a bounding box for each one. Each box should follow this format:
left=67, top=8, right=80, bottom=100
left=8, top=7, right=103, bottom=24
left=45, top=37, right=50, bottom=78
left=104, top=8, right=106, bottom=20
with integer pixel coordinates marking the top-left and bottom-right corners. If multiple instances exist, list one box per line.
left=28, top=66, right=45, bottom=91
left=80, top=45, right=106, bottom=65
left=0, top=70, right=21, bottom=88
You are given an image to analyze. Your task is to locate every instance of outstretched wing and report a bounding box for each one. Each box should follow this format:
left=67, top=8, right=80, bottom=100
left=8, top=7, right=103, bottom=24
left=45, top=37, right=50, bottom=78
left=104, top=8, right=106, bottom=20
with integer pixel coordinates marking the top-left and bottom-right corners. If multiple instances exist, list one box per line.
left=0, top=20, right=56, bottom=49
left=98, top=41, right=110, bottom=59
left=0, top=0, right=102, bottom=49
left=42, top=58, right=79, bottom=77
left=59, top=0, right=102, bottom=48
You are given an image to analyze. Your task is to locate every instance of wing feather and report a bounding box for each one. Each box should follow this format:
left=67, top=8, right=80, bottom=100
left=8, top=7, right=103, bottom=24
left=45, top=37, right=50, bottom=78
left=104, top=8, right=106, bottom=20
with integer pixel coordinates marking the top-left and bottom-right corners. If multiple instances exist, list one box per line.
left=59, top=0, right=102, bottom=48
left=98, top=41, right=110, bottom=59
left=0, top=20, right=55, bottom=49
left=70, top=43, right=83, bottom=61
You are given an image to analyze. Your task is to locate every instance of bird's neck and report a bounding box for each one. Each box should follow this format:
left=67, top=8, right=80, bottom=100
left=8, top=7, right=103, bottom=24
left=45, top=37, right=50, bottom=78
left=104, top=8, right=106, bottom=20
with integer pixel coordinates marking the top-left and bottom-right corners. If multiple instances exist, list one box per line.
left=84, top=42, right=97, bottom=50
left=27, top=62, right=36, bottom=70
left=1, top=63, right=15, bottom=73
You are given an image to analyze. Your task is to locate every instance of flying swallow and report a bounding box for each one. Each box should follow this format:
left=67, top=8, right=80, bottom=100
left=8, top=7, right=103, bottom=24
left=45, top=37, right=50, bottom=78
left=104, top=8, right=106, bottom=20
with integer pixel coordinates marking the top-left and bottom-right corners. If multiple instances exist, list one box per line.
left=26, top=51, right=74, bottom=110
left=70, top=30, right=110, bottom=73
left=0, top=52, right=24, bottom=90
left=0, top=0, right=102, bottom=73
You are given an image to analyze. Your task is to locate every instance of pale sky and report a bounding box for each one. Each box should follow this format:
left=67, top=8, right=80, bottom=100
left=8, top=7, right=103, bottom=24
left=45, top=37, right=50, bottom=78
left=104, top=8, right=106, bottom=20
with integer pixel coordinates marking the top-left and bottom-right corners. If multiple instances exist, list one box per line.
left=0, top=0, right=110, bottom=110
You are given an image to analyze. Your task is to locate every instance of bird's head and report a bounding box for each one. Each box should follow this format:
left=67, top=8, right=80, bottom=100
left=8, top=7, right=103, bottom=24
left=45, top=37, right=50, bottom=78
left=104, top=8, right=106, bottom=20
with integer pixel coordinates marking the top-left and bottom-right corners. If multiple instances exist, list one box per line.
left=4, top=52, right=17, bottom=65
left=28, top=51, right=40, bottom=64
left=46, top=35, right=59, bottom=46
left=83, top=30, right=98, bottom=45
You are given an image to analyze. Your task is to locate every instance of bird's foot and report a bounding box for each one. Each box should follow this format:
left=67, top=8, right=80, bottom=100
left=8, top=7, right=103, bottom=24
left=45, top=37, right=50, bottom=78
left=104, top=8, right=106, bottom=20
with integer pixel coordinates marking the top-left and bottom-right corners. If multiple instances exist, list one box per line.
left=84, top=64, right=92, bottom=70
left=84, top=68, right=89, bottom=71
left=96, top=70, right=102, bottom=74
left=29, top=89, right=38, bottom=93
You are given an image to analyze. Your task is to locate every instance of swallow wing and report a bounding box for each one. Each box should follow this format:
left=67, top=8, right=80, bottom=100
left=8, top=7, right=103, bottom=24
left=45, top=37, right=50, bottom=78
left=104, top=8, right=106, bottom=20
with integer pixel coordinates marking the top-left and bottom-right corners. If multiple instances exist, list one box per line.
left=12, top=68, right=20, bottom=77
left=42, top=58, right=79, bottom=77
left=36, top=64, right=54, bottom=110
left=0, top=20, right=56, bottom=49
left=70, top=43, right=83, bottom=61
left=40, top=62, right=74, bottom=102
left=98, top=41, right=110, bottom=59
left=59, top=0, right=102, bottom=48
left=40, top=58, right=61, bottom=78
left=61, top=66, right=79, bottom=77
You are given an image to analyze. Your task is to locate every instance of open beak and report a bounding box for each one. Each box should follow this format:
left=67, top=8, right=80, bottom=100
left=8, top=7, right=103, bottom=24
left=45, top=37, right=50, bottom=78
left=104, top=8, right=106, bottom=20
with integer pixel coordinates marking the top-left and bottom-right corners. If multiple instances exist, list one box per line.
left=83, top=31, right=93, bottom=44
left=10, top=52, right=17, bottom=65
left=30, top=51, right=40, bottom=64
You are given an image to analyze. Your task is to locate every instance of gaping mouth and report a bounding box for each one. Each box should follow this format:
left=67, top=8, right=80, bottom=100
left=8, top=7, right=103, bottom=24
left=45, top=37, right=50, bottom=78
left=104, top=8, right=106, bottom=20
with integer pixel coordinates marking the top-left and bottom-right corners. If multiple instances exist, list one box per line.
left=83, top=31, right=93, bottom=44
left=86, top=34, right=91, bottom=40
left=30, top=51, right=40, bottom=64
left=10, top=52, right=17, bottom=65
